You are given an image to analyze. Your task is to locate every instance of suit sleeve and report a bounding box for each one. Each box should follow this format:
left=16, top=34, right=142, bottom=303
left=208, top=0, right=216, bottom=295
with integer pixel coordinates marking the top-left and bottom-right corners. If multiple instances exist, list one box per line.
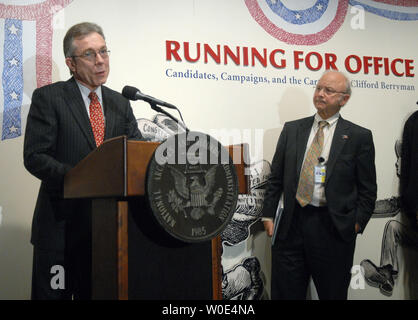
left=23, top=87, right=72, bottom=194
left=400, top=115, right=417, bottom=214
left=262, top=124, right=288, bottom=219
left=355, top=129, right=377, bottom=232
left=124, top=100, right=143, bottom=140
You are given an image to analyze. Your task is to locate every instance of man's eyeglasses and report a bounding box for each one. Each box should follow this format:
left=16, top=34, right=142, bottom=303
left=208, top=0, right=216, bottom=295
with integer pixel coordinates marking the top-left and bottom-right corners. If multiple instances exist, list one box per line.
left=315, top=85, right=347, bottom=95
left=71, top=48, right=110, bottom=62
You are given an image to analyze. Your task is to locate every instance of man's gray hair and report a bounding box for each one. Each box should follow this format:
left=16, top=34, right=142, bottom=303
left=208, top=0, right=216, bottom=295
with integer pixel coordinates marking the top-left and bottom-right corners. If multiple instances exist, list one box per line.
left=322, top=70, right=352, bottom=95
left=63, top=22, right=105, bottom=58
left=343, top=73, right=352, bottom=95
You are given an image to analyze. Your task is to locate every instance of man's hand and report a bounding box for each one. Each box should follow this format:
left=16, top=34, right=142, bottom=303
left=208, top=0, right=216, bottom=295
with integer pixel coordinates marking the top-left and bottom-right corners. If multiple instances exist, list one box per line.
left=263, top=220, right=274, bottom=237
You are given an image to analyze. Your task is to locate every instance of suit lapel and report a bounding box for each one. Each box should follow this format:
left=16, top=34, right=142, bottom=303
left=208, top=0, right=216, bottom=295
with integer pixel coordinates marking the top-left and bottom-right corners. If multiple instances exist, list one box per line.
left=325, top=116, right=350, bottom=184
left=64, top=78, right=97, bottom=150
left=102, top=86, right=116, bottom=140
left=296, top=116, right=315, bottom=179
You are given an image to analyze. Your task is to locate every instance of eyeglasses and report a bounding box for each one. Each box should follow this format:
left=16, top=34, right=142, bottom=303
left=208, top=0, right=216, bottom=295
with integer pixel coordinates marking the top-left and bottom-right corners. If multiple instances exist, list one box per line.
left=71, top=48, right=110, bottom=62
left=315, top=85, right=347, bottom=95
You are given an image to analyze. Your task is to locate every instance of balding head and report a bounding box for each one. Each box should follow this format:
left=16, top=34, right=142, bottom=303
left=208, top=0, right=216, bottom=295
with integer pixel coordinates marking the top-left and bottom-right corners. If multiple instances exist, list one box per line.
left=313, top=71, right=351, bottom=119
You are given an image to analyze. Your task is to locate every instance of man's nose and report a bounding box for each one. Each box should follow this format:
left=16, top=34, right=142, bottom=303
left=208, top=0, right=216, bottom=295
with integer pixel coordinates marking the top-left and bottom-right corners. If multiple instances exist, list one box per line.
left=95, top=53, right=105, bottom=64
left=316, top=88, right=325, bottom=97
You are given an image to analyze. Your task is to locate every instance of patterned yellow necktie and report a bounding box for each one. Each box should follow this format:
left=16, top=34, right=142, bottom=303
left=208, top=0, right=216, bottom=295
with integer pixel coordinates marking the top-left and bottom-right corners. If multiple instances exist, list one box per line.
left=296, top=120, right=329, bottom=207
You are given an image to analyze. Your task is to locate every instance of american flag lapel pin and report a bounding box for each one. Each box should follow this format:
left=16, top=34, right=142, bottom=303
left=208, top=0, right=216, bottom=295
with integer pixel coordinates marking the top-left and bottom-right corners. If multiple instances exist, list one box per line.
left=342, top=135, right=349, bottom=140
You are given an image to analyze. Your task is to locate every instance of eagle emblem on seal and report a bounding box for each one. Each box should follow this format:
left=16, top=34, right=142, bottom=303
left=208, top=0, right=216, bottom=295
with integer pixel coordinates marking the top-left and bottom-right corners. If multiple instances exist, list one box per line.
left=168, top=165, right=223, bottom=221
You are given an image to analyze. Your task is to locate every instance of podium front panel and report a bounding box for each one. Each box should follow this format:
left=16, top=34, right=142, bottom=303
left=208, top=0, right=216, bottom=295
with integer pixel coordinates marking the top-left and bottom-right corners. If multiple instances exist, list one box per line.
left=127, top=197, right=213, bottom=299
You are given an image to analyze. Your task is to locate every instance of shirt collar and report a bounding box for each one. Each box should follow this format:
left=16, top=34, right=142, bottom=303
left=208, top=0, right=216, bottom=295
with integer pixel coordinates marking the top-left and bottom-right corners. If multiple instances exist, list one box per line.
left=314, top=112, right=340, bottom=127
left=75, top=80, right=103, bottom=105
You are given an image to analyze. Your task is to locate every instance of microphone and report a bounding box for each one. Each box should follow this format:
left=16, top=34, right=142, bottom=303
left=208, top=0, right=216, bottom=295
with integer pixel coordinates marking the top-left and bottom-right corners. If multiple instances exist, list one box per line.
left=122, top=86, right=176, bottom=109
left=122, top=85, right=189, bottom=132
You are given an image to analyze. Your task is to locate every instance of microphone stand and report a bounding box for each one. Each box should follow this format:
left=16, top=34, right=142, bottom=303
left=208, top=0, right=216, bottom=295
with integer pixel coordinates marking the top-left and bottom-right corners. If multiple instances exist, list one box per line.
left=148, top=102, right=189, bottom=133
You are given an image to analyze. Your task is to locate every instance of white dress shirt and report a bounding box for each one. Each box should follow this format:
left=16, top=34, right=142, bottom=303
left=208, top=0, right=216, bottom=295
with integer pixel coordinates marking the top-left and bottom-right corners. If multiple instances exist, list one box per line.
left=303, top=112, right=340, bottom=207
left=76, top=81, right=105, bottom=118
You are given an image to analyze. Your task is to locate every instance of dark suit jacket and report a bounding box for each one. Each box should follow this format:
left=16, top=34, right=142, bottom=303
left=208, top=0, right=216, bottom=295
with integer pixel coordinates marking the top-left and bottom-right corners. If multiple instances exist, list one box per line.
left=24, top=77, right=142, bottom=251
left=262, top=115, right=377, bottom=242
left=400, top=110, right=418, bottom=217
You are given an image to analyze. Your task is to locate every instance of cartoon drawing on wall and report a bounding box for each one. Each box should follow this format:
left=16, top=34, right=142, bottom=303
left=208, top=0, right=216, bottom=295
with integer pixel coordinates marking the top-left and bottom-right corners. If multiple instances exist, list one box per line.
left=361, top=139, right=418, bottom=296
left=137, top=114, right=270, bottom=300
left=221, top=160, right=271, bottom=300
left=222, top=257, right=263, bottom=300
left=372, top=140, right=402, bottom=218
left=221, top=160, right=270, bottom=246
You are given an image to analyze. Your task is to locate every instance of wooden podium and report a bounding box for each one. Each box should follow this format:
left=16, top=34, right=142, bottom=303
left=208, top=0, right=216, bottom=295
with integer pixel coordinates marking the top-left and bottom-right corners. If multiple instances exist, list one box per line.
left=64, top=136, right=248, bottom=300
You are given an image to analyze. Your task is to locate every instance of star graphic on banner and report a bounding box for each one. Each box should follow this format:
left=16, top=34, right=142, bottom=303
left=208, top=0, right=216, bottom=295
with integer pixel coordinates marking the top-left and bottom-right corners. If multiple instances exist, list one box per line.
left=9, top=125, right=18, bottom=134
left=8, top=58, right=19, bottom=67
left=295, top=13, right=301, bottom=20
left=316, top=4, right=323, bottom=11
left=270, top=0, right=277, bottom=4
left=8, top=24, right=19, bottom=35
left=10, top=91, right=19, bottom=100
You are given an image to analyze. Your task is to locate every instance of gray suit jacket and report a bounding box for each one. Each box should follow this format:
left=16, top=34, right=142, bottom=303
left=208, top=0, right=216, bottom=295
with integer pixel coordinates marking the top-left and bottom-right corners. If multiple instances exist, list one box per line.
left=24, top=77, right=142, bottom=250
left=262, top=115, right=377, bottom=242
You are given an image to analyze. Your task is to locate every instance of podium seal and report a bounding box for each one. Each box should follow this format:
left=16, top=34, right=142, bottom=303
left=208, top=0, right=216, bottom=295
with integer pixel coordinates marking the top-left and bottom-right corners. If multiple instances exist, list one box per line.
left=147, top=131, right=239, bottom=242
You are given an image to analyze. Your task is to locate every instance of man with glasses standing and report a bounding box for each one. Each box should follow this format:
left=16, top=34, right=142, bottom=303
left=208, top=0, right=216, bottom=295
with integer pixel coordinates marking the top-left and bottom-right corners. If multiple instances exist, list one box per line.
left=262, top=70, right=377, bottom=299
left=24, top=22, right=142, bottom=299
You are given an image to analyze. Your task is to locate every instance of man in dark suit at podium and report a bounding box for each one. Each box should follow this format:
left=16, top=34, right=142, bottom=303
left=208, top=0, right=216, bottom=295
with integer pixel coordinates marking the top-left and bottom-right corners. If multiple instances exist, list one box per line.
left=262, top=71, right=377, bottom=299
left=24, top=22, right=142, bottom=299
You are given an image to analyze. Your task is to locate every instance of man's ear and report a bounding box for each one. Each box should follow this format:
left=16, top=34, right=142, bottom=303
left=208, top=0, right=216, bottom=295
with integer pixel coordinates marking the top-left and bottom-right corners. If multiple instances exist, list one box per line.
left=65, top=57, right=76, bottom=73
left=340, top=94, right=350, bottom=107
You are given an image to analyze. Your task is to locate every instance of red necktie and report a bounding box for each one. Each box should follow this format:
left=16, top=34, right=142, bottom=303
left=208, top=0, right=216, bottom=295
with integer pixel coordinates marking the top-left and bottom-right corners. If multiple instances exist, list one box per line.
left=88, top=92, right=105, bottom=147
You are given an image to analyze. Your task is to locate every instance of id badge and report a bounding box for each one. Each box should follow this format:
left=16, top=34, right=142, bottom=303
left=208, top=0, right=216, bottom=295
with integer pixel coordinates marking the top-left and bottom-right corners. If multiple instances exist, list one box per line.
left=314, top=164, right=326, bottom=184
